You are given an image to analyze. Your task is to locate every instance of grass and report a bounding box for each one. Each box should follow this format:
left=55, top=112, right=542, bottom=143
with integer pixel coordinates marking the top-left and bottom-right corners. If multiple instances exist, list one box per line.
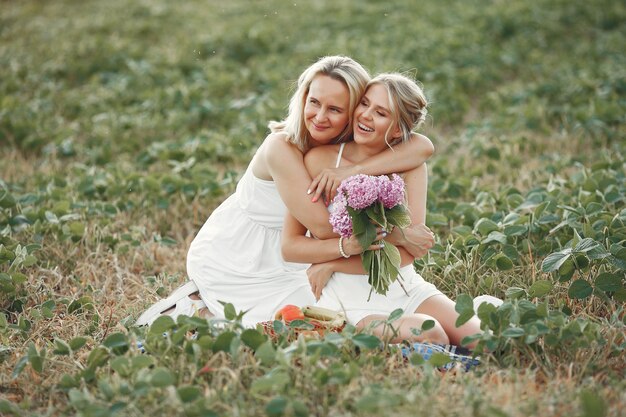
left=1, top=0, right=625, bottom=416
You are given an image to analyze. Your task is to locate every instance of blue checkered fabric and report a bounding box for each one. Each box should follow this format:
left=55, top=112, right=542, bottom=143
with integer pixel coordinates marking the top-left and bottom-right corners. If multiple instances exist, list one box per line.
left=400, top=342, right=481, bottom=371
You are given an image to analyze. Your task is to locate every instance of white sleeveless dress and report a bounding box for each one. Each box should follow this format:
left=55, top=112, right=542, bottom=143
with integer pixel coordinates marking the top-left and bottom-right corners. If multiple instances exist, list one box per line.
left=316, top=144, right=444, bottom=325
left=185, top=165, right=316, bottom=326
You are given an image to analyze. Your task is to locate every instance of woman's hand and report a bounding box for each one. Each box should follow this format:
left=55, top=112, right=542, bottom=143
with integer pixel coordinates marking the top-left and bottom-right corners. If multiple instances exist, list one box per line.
left=342, top=228, right=387, bottom=256
left=307, top=263, right=335, bottom=301
left=389, top=223, right=435, bottom=259
left=308, top=165, right=358, bottom=205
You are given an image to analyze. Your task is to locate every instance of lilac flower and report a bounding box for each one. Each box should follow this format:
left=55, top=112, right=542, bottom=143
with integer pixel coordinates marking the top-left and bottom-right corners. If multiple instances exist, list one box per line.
left=337, top=174, right=379, bottom=210
left=377, top=174, right=405, bottom=209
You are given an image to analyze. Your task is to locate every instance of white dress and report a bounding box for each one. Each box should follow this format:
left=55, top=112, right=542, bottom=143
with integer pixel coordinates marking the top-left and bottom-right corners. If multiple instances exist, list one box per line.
left=185, top=164, right=315, bottom=327
left=315, top=144, right=443, bottom=325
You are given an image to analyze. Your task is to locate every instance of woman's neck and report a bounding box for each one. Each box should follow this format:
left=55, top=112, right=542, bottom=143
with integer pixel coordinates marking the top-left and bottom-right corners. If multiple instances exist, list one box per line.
left=344, top=141, right=388, bottom=164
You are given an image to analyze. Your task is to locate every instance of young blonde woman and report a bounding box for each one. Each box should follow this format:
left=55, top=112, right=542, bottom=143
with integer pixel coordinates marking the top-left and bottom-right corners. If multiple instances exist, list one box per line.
left=136, top=57, right=436, bottom=327
left=282, top=73, right=486, bottom=347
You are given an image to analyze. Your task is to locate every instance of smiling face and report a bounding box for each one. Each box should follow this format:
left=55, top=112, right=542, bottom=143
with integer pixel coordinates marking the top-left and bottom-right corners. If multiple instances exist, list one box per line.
left=304, top=75, right=351, bottom=147
left=353, top=83, right=401, bottom=150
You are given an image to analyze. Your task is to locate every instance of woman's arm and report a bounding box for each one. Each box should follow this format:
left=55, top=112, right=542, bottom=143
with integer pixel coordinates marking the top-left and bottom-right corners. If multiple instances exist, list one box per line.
left=281, top=213, right=384, bottom=264
left=262, top=134, right=337, bottom=239
left=309, top=133, right=434, bottom=203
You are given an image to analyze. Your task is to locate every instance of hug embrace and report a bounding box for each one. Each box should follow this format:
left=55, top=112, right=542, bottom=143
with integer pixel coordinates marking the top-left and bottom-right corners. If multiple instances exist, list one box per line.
left=136, top=56, right=501, bottom=350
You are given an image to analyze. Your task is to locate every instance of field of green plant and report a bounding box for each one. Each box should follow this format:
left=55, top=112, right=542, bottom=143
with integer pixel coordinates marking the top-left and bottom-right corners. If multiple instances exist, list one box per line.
left=1, top=0, right=625, bottom=415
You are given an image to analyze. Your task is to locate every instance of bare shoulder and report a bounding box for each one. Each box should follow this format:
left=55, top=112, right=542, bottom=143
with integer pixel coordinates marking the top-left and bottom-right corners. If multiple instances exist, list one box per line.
left=409, top=132, right=435, bottom=155
left=262, top=132, right=303, bottom=163
left=304, top=145, right=340, bottom=175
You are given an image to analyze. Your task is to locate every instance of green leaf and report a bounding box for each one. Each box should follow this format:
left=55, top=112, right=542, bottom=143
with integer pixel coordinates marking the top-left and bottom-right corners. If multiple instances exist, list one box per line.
left=474, top=218, right=499, bottom=235
left=482, top=231, right=507, bottom=245
left=421, top=319, right=435, bottom=331
left=502, top=327, right=525, bottom=338
left=568, top=280, right=593, bottom=299
left=53, top=339, right=70, bottom=356
left=494, top=254, right=514, bottom=271
left=241, top=329, right=267, bottom=350
left=573, top=238, right=599, bottom=253
left=251, top=370, right=290, bottom=394
left=12, top=355, right=28, bottom=378
left=386, top=205, right=411, bottom=228
left=177, top=386, right=201, bottom=403
left=255, top=341, right=276, bottom=366
left=110, top=357, right=131, bottom=377
left=149, top=315, right=175, bottom=335
left=454, top=294, right=474, bottom=327
left=541, top=249, right=572, bottom=272
left=222, top=302, right=236, bottom=320
left=151, top=367, right=175, bottom=387
left=213, top=331, right=237, bottom=353
left=103, top=333, right=127, bottom=349
left=580, top=390, right=607, bottom=417
left=266, top=396, right=288, bottom=417
left=365, top=201, right=386, bottom=227
left=131, top=355, right=154, bottom=370
left=558, top=258, right=575, bottom=280
left=528, top=280, right=553, bottom=297
left=27, top=343, right=45, bottom=373
left=505, top=287, right=526, bottom=299
left=86, top=347, right=109, bottom=369
left=352, top=334, right=381, bottom=350
left=595, top=273, right=622, bottom=292
left=386, top=308, right=404, bottom=323
left=428, top=352, right=453, bottom=367
left=69, top=337, right=87, bottom=351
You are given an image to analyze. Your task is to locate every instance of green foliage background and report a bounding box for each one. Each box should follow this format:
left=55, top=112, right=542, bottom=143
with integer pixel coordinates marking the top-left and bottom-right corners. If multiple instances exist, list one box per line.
left=1, top=0, right=625, bottom=416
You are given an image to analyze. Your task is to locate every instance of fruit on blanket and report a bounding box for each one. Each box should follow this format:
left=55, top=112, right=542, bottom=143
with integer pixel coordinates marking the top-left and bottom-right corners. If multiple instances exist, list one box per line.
left=275, top=304, right=305, bottom=322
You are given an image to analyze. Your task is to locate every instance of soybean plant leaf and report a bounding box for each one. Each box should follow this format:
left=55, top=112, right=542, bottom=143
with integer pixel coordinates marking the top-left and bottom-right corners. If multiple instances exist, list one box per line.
left=149, top=315, right=175, bottom=335
left=541, top=249, right=572, bottom=272
left=482, top=231, right=507, bottom=245
left=568, top=280, right=593, bottom=299
left=505, top=287, right=526, bottom=299
left=53, top=339, right=70, bottom=355
left=594, top=273, right=622, bottom=292
left=255, top=341, right=276, bottom=366
left=428, top=352, right=453, bottom=367
left=558, top=258, right=575, bottom=280
left=495, top=254, right=514, bottom=271
left=352, top=334, right=381, bottom=350
left=455, top=294, right=474, bottom=327
left=177, top=386, right=201, bottom=403
left=222, top=302, right=236, bottom=321
left=502, top=327, right=525, bottom=338
left=69, top=337, right=87, bottom=351
left=573, top=238, right=599, bottom=253
left=474, top=218, right=499, bottom=236
left=12, top=355, right=28, bottom=378
left=529, top=280, right=553, bottom=297
left=150, top=367, right=175, bottom=387
left=240, top=329, right=267, bottom=350
left=580, top=390, right=607, bottom=417
left=421, top=319, right=435, bottom=331
left=266, top=396, right=288, bottom=416
left=103, top=333, right=128, bottom=350
left=386, top=308, right=404, bottom=323
left=212, top=331, right=236, bottom=353
left=27, top=343, right=44, bottom=373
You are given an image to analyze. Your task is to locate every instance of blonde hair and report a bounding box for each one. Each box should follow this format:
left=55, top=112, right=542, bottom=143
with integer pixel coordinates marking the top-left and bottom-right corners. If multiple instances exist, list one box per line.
left=269, top=56, right=370, bottom=152
left=368, top=73, right=428, bottom=146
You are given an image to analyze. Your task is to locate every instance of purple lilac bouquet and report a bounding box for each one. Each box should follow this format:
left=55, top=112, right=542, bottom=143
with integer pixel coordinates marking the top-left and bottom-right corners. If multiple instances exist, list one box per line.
left=329, top=174, right=411, bottom=297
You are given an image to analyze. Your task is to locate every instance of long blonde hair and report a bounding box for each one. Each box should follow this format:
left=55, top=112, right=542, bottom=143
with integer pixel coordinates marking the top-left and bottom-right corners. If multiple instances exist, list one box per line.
left=269, top=56, right=370, bottom=152
left=368, top=73, right=428, bottom=146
